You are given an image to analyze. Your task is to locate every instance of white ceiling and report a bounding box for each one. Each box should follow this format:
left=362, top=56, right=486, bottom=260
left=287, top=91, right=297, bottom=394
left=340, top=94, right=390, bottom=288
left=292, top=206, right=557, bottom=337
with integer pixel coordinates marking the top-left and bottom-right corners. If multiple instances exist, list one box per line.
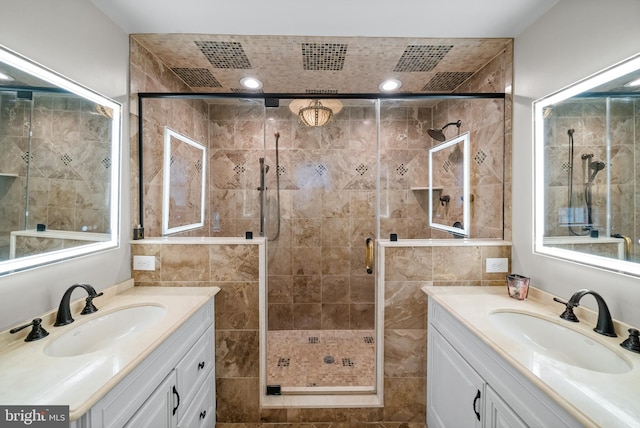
left=90, top=0, right=558, bottom=38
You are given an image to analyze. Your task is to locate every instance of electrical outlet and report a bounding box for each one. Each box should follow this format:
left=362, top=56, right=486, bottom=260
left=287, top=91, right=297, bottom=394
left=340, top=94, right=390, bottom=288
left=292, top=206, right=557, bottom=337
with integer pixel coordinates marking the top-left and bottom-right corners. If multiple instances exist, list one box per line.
left=486, top=257, right=509, bottom=273
left=133, top=255, right=156, bottom=271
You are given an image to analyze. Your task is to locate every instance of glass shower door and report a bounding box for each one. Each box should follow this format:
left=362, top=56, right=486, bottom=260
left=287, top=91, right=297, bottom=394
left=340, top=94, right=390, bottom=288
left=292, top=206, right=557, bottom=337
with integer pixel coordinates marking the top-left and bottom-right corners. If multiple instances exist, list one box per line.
left=264, top=98, right=378, bottom=393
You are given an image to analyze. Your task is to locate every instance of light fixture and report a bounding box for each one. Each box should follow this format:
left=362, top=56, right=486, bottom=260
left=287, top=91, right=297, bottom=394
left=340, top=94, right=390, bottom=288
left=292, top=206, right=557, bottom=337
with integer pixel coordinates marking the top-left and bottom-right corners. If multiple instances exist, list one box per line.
left=624, top=77, right=640, bottom=87
left=288, top=99, right=343, bottom=127
left=379, top=79, right=402, bottom=92
left=240, top=77, right=262, bottom=90
left=0, top=70, right=14, bottom=81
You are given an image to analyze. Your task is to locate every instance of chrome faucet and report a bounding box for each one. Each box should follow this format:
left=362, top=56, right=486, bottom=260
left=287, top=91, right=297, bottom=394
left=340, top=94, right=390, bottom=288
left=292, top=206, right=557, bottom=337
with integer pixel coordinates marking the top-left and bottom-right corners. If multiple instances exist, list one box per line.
left=553, top=289, right=617, bottom=337
left=54, top=283, right=104, bottom=327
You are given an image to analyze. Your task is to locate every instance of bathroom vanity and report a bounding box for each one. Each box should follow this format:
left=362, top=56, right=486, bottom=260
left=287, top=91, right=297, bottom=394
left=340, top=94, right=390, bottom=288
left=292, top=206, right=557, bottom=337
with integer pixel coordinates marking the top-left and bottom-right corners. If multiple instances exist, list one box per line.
left=424, top=286, right=640, bottom=427
left=0, top=280, right=218, bottom=428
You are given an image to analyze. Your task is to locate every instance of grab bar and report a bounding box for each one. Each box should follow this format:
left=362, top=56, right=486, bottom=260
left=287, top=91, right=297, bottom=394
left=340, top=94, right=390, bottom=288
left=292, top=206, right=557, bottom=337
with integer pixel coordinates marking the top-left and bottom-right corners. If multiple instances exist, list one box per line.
left=365, top=238, right=374, bottom=274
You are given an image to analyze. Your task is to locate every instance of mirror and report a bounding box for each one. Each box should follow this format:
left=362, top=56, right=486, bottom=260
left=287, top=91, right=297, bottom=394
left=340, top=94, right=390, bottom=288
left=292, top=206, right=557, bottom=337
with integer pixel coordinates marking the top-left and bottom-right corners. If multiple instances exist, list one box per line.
left=162, top=127, right=206, bottom=235
left=0, top=45, right=120, bottom=274
left=534, top=53, right=640, bottom=276
left=429, top=132, right=470, bottom=237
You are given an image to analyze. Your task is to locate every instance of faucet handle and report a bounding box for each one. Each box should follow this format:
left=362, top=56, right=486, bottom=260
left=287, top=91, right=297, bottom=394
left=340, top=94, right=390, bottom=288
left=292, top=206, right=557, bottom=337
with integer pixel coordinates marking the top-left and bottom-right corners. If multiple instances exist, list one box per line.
left=621, top=328, right=640, bottom=354
left=10, top=318, right=49, bottom=342
left=81, top=292, right=104, bottom=315
left=553, top=297, right=579, bottom=322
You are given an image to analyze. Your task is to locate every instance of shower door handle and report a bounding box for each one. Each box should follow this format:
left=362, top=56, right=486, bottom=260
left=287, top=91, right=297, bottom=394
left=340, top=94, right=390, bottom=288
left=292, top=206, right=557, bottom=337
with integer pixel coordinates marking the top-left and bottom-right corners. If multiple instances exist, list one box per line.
left=365, top=238, right=374, bottom=274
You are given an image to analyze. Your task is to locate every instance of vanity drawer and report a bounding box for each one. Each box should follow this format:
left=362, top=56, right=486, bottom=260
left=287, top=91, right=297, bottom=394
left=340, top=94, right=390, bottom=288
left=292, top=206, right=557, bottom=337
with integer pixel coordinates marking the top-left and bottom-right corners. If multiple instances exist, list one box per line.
left=178, top=371, right=215, bottom=428
left=176, top=325, right=213, bottom=420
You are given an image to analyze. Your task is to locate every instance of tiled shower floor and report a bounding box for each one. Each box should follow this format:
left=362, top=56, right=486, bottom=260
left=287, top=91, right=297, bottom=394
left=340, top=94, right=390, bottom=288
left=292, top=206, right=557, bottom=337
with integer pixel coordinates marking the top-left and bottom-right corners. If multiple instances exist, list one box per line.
left=267, top=330, right=376, bottom=391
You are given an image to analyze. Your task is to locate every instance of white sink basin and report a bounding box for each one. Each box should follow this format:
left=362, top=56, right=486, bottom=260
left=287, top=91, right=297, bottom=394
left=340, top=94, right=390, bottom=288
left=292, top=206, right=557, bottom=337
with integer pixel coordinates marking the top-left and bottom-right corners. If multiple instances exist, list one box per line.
left=44, top=305, right=167, bottom=358
left=489, top=311, right=631, bottom=374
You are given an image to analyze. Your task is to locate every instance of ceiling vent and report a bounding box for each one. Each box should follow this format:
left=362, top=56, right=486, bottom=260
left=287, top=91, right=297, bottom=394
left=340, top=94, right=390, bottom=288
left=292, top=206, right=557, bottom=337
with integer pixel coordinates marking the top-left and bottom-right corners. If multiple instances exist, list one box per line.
left=422, top=71, right=474, bottom=91
left=302, top=43, right=348, bottom=71
left=171, top=68, right=222, bottom=88
left=394, top=45, right=453, bottom=72
left=195, top=41, right=252, bottom=69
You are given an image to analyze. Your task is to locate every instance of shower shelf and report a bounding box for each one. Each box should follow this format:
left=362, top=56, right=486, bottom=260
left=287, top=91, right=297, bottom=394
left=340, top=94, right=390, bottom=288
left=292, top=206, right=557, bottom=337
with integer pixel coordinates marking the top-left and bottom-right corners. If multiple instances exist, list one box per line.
left=410, top=186, right=443, bottom=191
left=0, top=173, right=18, bottom=178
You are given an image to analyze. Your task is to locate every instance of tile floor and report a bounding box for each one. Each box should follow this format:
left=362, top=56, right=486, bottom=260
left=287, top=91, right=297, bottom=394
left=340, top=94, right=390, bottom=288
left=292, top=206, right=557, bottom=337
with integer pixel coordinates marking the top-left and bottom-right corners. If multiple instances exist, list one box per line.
left=267, top=329, right=376, bottom=391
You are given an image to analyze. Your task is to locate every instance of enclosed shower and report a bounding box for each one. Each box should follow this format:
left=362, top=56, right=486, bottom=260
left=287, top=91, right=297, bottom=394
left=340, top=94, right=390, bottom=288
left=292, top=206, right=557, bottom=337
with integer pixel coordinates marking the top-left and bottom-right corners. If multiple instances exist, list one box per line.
left=138, top=93, right=506, bottom=395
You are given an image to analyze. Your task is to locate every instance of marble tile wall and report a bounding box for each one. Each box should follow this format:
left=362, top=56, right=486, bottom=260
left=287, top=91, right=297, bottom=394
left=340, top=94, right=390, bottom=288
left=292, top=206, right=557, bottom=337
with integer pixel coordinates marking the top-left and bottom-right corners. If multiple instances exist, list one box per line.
left=131, top=239, right=510, bottom=426
left=544, top=96, right=638, bottom=261
left=429, top=47, right=511, bottom=240
left=0, top=92, right=112, bottom=255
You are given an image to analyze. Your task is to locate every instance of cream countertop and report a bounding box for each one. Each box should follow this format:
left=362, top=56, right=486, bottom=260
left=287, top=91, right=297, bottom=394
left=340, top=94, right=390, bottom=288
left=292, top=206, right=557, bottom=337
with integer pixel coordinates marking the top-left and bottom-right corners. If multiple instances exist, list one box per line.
left=423, top=285, right=640, bottom=427
left=0, top=279, right=219, bottom=420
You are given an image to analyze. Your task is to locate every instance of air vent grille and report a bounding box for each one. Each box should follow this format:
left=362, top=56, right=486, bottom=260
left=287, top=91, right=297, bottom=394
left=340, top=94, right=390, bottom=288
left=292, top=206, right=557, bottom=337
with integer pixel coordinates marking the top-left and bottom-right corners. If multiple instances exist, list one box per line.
left=394, top=45, right=453, bottom=72
left=195, top=41, right=252, bottom=69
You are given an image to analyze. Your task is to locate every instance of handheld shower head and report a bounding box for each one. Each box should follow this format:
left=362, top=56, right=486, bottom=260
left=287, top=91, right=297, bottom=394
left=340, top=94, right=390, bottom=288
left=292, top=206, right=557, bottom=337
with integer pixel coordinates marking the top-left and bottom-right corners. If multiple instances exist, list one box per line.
left=588, top=160, right=605, bottom=183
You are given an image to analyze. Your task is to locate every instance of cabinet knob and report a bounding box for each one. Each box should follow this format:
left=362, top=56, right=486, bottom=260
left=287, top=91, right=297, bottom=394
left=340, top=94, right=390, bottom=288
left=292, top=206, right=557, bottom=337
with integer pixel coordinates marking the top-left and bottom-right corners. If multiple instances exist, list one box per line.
left=198, top=361, right=206, bottom=370
left=200, top=410, right=207, bottom=419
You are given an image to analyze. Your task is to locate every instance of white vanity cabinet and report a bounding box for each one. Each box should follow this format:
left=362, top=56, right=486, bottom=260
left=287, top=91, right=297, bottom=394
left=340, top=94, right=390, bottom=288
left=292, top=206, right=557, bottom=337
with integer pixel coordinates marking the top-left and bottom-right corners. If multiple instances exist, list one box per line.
left=427, top=299, right=582, bottom=428
left=73, top=298, right=215, bottom=428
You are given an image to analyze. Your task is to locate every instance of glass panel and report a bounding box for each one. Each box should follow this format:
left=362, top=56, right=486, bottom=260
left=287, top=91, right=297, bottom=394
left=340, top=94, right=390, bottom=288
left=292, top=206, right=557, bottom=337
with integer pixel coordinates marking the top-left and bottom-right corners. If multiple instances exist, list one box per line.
left=264, top=98, right=378, bottom=393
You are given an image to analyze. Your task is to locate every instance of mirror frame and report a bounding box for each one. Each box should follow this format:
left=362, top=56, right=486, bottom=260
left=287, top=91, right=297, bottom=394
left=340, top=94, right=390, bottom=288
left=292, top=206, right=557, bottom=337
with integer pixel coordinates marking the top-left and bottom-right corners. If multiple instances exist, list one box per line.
left=533, top=53, right=640, bottom=277
left=162, top=127, right=206, bottom=236
left=0, top=45, right=121, bottom=275
left=428, top=132, right=470, bottom=237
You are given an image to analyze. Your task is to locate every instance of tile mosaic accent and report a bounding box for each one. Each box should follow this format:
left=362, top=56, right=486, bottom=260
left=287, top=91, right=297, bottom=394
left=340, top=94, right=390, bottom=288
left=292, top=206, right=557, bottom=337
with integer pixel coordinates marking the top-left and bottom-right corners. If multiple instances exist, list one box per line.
left=422, top=71, right=474, bottom=92
left=267, top=330, right=375, bottom=388
left=301, top=43, right=348, bottom=71
left=474, top=148, right=487, bottom=165
left=394, top=45, right=453, bottom=72
left=195, top=41, right=252, bottom=69
left=171, top=67, right=222, bottom=88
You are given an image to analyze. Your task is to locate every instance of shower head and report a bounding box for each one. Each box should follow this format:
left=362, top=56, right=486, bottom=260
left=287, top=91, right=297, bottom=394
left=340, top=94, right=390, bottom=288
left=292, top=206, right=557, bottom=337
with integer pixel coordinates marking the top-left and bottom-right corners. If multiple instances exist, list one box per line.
left=588, top=160, right=605, bottom=183
left=427, top=120, right=462, bottom=142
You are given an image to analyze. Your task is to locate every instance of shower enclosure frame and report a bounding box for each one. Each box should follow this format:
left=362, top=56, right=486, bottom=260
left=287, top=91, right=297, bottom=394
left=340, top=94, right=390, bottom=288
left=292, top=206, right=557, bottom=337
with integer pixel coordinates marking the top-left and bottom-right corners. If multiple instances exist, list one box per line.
left=136, top=91, right=507, bottom=406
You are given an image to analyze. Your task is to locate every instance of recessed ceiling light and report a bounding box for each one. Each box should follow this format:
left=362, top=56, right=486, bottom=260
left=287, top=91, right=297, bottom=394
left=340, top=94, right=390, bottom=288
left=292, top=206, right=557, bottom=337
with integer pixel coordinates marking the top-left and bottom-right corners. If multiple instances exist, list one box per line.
left=0, top=71, right=14, bottom=81
left=624, top=77, right=640, bottom=87
left=240, top=77, right=262, bottom=90
left=379, top=79, right=402, bottom=92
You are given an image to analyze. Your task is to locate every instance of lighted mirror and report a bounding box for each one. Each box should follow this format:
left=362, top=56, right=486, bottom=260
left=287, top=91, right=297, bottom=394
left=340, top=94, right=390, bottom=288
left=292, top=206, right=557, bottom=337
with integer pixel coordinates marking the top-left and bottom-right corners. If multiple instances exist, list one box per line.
left=534, top=53, right=640, bottom=276
left=429, top=132, right=470, bottom=237
left=162, top=127, right=206, bottom=236
left=0, top=45, right=120, bottom=274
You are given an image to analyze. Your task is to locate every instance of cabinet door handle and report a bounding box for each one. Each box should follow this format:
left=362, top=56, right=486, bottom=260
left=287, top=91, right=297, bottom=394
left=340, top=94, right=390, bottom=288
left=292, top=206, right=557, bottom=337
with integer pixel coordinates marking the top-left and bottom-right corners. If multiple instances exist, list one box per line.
left=472, top=389, right=481, bottom=421
left=200, top=410, right=207, bottom=420
left=198, top=361, right=206, bottom=370
left=172, top=385, right=180, bottom=416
